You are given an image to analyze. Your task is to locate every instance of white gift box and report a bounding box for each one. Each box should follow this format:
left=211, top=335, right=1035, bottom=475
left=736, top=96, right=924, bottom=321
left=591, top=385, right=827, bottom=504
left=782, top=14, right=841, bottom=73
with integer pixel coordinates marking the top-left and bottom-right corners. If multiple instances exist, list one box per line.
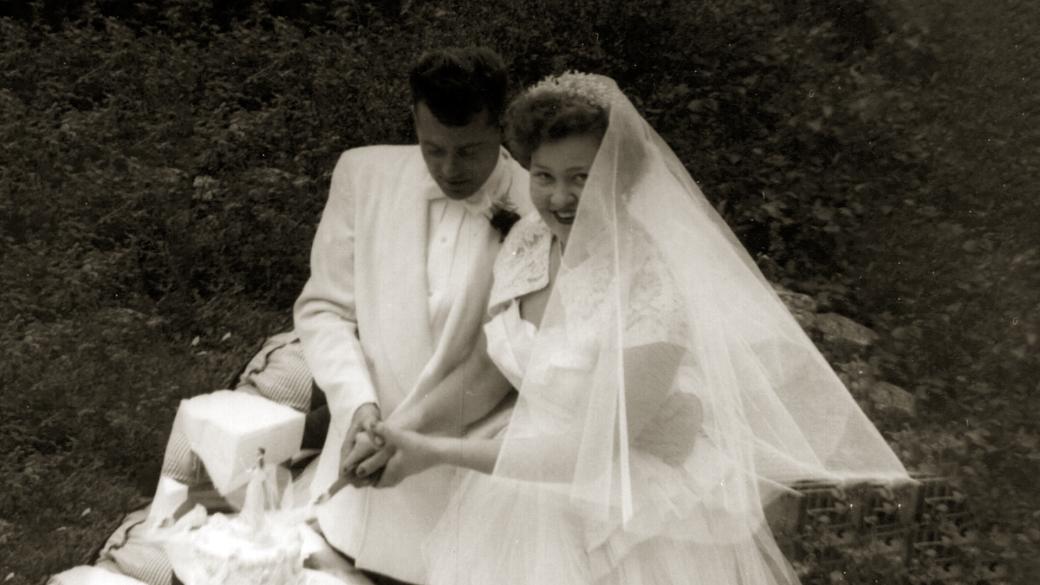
left=174, top=390, right=306, bottom=494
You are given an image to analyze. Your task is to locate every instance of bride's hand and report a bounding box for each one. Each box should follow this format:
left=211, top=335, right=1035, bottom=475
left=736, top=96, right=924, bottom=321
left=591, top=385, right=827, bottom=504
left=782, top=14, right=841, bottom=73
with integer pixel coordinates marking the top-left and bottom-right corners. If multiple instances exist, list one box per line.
left=372, top=422, right=444, bottom=488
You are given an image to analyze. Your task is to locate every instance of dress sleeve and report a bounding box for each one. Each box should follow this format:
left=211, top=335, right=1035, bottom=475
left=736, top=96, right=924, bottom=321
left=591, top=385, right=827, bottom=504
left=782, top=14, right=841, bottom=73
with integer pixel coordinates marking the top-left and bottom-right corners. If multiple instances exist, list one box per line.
left=621, top=243, right=702, bottom=464
left=293, top=150, right=379, bottom=425
left=624, top=245, right=688, bottom=348
left=487, top=212, right=552, bottom=316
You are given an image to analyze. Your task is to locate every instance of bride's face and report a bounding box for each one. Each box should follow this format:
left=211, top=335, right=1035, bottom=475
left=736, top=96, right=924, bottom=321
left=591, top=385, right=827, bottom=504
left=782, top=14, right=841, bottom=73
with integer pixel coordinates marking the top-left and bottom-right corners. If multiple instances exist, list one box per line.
left=529, top=132, right=602, bottom=246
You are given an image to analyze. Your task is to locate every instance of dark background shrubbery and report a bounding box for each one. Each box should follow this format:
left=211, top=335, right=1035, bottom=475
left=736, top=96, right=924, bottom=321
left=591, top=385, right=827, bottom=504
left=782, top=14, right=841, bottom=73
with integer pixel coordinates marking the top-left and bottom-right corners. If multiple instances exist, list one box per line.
left=1, top=0, right=1036, bottom=582
left=0, top=0, right=932, bottom=324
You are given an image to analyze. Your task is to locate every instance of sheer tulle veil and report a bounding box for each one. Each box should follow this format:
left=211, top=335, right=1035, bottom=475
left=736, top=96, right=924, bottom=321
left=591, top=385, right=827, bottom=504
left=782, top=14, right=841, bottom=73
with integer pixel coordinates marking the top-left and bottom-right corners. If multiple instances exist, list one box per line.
left=491, top=74, right=911, bottom=582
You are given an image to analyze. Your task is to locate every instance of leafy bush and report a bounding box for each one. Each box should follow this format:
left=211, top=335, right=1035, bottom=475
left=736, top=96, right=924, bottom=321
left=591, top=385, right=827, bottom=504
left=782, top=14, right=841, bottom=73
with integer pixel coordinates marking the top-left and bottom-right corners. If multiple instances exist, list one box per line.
left=1, top=0, right=934, bottom=329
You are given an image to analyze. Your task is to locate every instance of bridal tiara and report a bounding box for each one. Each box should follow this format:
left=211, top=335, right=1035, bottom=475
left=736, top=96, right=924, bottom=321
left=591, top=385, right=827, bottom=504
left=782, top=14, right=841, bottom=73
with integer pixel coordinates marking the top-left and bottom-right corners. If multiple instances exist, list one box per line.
left=524, top=71, right=617, bottom=110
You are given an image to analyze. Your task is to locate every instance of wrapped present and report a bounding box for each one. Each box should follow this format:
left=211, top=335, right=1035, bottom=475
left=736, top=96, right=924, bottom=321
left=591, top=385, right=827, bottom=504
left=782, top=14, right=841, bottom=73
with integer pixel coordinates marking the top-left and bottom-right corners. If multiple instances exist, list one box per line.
left=174, top=390, right=305, bottom=495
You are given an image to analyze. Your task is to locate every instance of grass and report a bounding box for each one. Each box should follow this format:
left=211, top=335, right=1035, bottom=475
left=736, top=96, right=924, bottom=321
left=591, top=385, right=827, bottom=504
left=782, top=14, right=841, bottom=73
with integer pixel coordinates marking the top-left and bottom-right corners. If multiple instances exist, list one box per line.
left=1, top=0, right=1037, bottom=583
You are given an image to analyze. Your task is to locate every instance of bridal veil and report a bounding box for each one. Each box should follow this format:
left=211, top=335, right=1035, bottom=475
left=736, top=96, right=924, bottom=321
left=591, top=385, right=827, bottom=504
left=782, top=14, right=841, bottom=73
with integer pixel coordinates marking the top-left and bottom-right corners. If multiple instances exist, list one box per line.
left=490, top=74, right=911, bottom=583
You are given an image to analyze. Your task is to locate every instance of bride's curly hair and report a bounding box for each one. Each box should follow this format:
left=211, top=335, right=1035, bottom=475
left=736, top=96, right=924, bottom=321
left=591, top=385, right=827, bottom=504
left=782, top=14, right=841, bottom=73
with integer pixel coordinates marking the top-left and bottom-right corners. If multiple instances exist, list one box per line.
left=505, top=85, right=609, bottom=168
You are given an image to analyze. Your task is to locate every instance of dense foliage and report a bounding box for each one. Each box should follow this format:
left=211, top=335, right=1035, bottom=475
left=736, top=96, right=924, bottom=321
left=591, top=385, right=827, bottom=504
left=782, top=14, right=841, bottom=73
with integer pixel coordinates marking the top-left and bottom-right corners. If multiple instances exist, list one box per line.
left=1, top=0, right=1036, bottom=583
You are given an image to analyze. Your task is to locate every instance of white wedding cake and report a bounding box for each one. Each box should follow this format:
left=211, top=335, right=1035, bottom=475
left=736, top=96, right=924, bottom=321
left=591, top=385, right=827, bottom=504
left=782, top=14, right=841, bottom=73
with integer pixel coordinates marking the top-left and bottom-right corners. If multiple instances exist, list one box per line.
left=163, top=396, right=311, bottom=585
left=168, top=511, right=303, bottom=585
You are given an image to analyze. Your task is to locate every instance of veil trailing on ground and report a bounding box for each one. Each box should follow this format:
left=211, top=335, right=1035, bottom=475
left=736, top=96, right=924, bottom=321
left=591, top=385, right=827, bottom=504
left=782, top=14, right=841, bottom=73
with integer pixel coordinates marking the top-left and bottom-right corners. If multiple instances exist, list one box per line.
left=491, top=75, right=911, bottom=581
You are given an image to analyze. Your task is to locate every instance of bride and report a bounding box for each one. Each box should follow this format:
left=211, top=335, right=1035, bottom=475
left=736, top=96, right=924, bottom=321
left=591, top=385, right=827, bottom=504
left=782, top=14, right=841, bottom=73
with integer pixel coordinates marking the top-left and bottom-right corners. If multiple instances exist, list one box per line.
left=372, top=73, right=910, bottom=585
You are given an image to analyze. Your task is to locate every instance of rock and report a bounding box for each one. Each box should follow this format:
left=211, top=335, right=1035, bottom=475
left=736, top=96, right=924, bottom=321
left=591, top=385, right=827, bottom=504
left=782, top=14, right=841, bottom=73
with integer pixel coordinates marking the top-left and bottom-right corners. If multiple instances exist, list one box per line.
left=157, top=166, right=189, bottom=185
left=814, top=313, right=879, bottom=348
left=146, top=315, right=168, bottom=329
left=834, top=359, right=878, bottom=398
left=776, top=287, right=819, bottom=314
left=774, top=287, right=820, bottom=329
left=790, top=309, right=817, bottom=331
left=869, top=381, right=916, bottom=417
left=776, top=288, right=818, bottom=329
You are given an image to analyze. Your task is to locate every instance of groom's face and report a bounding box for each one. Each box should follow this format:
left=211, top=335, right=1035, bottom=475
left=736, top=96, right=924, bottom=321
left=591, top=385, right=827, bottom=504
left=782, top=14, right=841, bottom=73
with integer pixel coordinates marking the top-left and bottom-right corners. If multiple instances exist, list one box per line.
left=414, top=101, right=502, bottom=200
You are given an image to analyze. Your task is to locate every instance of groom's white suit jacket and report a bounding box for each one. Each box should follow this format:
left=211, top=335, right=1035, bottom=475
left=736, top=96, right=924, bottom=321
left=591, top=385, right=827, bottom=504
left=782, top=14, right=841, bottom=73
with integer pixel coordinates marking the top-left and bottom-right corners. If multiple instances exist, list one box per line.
left=294, top=144, right=530, bottom=583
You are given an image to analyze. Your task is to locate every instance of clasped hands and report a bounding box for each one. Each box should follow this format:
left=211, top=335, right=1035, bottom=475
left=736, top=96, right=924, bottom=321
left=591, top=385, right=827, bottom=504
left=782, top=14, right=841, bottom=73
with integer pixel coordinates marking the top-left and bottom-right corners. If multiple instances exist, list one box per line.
left=336, top=402, right=437, bottom=490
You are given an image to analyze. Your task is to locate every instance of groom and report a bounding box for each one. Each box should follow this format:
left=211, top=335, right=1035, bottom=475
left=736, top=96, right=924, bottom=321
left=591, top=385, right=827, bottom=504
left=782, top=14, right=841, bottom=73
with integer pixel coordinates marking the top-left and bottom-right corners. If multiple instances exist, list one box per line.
left=294, top=47, right=530, bottom=584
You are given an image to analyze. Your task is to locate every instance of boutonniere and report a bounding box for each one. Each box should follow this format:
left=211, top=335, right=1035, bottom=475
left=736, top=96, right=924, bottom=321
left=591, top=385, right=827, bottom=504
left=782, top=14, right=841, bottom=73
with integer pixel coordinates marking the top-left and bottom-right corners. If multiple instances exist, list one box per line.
left=487, top=194, right=521, bottom=242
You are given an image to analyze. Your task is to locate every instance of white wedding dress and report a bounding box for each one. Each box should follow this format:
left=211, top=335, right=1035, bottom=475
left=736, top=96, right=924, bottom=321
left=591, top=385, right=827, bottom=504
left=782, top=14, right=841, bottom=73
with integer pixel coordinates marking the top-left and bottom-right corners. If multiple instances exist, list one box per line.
left=423, top=73, right=909, bottom=585
left=423, top=214, right=790, bottom=585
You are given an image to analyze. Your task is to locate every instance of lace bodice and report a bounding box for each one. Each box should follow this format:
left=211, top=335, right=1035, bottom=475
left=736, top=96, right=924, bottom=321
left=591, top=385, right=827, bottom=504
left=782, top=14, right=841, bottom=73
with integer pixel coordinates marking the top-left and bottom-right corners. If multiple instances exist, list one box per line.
left=485, top=213, right=702, bottom=472
left=555, top=234, right=689, bottom=350
left=487, top=213, right=552, bottom=315
left=485, top=213, right=689, bottom=393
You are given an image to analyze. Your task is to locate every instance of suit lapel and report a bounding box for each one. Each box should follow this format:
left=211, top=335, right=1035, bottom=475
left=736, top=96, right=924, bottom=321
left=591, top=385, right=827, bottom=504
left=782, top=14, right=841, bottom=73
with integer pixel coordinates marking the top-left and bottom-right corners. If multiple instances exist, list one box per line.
left=413, top=157, right=519, bottom=390
left=375, top=150, right=528, bottom=401
left=425, top=218, right=497, bottom=378
left=373, top=155, right=435, bottom=398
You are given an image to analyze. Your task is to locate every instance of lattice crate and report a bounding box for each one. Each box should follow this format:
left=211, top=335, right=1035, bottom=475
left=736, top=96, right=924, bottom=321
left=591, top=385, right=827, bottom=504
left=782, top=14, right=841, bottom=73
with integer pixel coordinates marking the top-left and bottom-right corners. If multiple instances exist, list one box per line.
left=764, top=482, right=809, bottom=544
left=908, top=554, right=1009, bottom=585
left=765, top=494, right=802, bottom=564
left=859, top=524, right=911, bottom=566
left=910, top=474, right=976, bottom=565
left=915, top=474, right=971, bottom=526
left=857, top=481, right=916, bottom=563
left=910, top=523, right=958, bottom=568
left=859, top=481, right=917, bottom=529
left=791, top=480, right=858, bottom=566
left=801, top=481, right=857, bottom=528
left=908, top=556, right=969, bottom=585
left=973, top=558, right=1011, bottom=585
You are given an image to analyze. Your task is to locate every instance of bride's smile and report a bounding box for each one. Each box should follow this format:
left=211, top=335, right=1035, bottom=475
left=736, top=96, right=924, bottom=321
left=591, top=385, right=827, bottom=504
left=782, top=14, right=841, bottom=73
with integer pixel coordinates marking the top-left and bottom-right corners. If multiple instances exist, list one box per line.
left=528, top=132, right=601, bottom=244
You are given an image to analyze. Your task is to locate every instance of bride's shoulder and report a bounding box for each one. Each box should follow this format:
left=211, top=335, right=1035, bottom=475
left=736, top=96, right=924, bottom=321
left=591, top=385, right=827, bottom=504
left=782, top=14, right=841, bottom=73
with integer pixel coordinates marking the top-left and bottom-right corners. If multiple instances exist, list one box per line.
left=489, top=212, right=552, bottom=309
left=498, top=212, right=551, bottom=263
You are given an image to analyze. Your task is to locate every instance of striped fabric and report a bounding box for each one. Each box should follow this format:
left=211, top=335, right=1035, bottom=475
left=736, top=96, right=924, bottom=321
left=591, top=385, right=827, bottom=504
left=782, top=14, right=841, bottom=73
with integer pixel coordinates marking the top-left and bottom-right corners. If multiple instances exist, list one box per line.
left=97, top=331, right=317, bottom=585
left=237, top=331, right=315, bottom=412
left=160, top=331, right=314, bottom=483
left=94, top=507, right=172, bottom=585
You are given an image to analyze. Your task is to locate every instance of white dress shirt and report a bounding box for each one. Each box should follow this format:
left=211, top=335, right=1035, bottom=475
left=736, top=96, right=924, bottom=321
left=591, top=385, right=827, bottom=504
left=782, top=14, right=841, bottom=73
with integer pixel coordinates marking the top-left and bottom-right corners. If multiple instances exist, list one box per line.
left=424, top=151, right=509, bottom=338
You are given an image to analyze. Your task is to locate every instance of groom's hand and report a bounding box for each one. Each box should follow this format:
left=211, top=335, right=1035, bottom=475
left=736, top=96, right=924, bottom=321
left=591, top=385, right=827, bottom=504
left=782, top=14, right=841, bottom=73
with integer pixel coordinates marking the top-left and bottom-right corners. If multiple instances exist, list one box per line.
left=355, top=444, right=395, bottom=482
left=370, top=423, right=442, bottom=488
left=352, top=403, right=427, bottom=482
left=339, top=403, right=384, bottom=486
left=340, top=434, right=382, bottom=487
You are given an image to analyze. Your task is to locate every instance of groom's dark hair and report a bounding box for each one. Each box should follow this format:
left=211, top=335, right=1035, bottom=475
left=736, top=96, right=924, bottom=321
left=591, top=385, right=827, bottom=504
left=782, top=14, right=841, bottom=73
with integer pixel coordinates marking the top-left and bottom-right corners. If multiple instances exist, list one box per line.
left=409, top=46, right=509, bottom=127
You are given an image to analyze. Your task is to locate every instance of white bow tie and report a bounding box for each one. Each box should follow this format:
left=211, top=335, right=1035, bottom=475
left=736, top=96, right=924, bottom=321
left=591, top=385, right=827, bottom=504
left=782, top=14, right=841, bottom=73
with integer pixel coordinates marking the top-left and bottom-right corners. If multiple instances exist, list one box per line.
left=428, top=189, right=493, bottom=218
left=459, top=193, right=493, bottom=217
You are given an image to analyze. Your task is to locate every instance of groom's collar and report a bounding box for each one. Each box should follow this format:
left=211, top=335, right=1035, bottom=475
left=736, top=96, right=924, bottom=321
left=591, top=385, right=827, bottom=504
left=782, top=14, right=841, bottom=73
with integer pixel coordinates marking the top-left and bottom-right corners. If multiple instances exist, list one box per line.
left=422, top=147, right=513, bottom=217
